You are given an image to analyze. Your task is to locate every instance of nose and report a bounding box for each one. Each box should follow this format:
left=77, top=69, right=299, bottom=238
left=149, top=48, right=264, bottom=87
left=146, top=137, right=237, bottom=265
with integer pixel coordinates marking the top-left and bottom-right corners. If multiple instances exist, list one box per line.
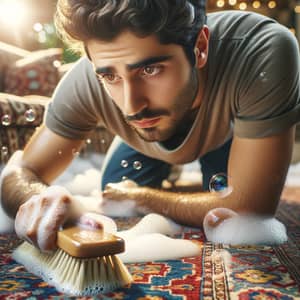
left=123, top=79, right=147, bottom=116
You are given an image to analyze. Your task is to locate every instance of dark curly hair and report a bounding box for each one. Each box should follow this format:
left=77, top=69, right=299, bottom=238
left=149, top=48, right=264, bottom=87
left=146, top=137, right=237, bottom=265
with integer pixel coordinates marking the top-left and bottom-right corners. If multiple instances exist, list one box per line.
left=55, top=0, right=206, bottom=65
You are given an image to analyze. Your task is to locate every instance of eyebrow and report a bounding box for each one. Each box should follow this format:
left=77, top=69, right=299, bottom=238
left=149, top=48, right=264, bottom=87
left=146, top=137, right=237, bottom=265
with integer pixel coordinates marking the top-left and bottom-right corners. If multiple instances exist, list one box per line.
left=95, top=55, right=173, bottom=74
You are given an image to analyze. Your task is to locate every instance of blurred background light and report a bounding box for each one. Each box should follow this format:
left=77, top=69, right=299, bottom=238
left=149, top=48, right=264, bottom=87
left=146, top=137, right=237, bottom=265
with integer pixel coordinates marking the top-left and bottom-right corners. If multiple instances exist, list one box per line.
left=228, top=0, right=237, bottom=5
left=252, top=1, right=261, bottom=9
left=268, top=1, right=277, bottom=9
left=239, top=2, right=247, bottom=10
left=216, top=0, right=225, bottom=8
left=33, top=23, right=43, bottom=32
left=228, top=0, right=237, bottom=6
left=0, top=0, right=297, bottom=56
left=0, top=0, right=28, bottom=28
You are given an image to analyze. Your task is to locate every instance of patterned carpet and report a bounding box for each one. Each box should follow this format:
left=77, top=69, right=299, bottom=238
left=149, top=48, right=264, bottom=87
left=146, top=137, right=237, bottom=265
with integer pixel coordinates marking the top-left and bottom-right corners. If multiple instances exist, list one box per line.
left=0, top=195, right=299, bottom=299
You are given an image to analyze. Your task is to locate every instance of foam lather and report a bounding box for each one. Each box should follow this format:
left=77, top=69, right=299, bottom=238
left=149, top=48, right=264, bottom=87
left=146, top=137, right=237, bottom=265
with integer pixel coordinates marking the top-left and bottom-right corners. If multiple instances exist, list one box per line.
left=203, top=210, right=288, bottom=245
left=13, top=226, right=132, bottom=296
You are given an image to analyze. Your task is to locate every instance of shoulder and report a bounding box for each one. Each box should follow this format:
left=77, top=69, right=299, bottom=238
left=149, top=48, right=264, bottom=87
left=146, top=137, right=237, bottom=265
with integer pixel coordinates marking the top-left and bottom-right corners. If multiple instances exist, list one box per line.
left=206, top=10, right=294, bottom=43
left=58, top=57, right=95, bottom=83
left=53, top=56, right=103, bottom=101
left=262, top=22, right=298, bottom=52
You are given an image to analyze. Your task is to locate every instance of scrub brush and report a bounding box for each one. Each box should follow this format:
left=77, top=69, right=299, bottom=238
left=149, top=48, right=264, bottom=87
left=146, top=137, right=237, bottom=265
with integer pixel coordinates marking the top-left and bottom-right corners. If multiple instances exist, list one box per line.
left=12, top=226, right=133, bottom=296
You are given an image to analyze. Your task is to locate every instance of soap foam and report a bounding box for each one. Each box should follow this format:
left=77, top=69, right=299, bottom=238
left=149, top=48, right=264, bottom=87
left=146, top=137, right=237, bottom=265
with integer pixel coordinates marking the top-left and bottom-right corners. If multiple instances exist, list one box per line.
left=203, top=209, right=287, bottom=245
left=117, top=213, right=183, bottom=241
left=118, top=233, right=201, bottom=263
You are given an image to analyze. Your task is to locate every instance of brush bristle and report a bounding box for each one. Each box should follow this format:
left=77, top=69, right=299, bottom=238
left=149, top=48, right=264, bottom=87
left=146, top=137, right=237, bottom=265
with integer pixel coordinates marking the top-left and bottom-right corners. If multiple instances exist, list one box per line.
left=12, top=242, right=132, bottom=296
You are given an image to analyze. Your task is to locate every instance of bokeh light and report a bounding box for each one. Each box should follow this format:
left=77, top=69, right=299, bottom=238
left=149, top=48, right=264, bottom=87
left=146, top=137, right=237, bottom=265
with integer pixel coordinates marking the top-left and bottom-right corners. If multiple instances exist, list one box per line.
left=295, top=5, right=300, bottom=14
left=33, top=23, right=43, bottom=32
left=216, top=0, right=225, bottom=8
left=0, top=1, right=28, bottom=27
left=228, top=0, right=237, bottom=6
left=252, top=1, right=261, bottom=9
left=238, top=2, right=247, bottom=10
left=268, top=1, right=277, bottom=9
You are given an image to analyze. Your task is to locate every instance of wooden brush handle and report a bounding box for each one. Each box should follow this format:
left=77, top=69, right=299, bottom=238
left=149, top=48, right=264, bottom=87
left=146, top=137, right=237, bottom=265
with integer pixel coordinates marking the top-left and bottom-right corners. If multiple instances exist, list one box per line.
left=57, top=226, right=125, bottom=258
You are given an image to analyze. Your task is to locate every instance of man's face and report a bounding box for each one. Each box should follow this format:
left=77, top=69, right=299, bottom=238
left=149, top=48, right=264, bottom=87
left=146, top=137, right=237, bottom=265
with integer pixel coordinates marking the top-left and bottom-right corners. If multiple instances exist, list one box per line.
left=87, top=31, right=200, bottom=142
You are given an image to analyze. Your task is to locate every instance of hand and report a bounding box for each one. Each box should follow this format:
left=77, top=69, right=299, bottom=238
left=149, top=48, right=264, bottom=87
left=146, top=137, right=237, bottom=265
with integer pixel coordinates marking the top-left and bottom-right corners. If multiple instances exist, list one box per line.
left=203, top=207, right=238, bottom=228
left=15, top=185, right=88, bottom=252
left=103, top=180, right=138, bottom=201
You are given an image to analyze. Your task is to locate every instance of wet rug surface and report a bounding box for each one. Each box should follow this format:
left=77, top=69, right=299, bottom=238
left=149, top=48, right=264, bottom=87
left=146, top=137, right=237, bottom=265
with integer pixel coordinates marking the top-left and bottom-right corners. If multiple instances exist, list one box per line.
left=0, top=196, right=299, bottom=300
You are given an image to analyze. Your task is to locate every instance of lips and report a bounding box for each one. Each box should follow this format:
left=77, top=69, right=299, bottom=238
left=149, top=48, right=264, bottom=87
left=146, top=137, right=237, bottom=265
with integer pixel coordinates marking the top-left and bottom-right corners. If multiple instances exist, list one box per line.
left=131, top=117, right=161, bottom=128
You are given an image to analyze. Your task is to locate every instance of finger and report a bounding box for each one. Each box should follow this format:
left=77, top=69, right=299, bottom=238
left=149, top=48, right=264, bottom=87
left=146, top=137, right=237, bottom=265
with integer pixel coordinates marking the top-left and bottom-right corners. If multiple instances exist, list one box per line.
left=37, top=195, right=71, bottom=251
left=79, top=213, right=117, bottom=234
left=15, top=195, right=39, bottom=239
left=203, top=208, right=238, bottom=228
left=78, top=214, right=104, bottom=230
left=26, top=196, right=52, bottom=247
left=104, top=182, right=117, bottom=190
left=104, top=181, right=130, bottom=192
left=102, top=189, right=113, bottom=199
left=119, top=179, right=138, bottom=188
left=102, top=188, right=120, bottom=200
left=103, top=182, right=129, bottom=199
left=108, top=180, right=138, bottom=189
left=15, top=204, right=29, bottom=238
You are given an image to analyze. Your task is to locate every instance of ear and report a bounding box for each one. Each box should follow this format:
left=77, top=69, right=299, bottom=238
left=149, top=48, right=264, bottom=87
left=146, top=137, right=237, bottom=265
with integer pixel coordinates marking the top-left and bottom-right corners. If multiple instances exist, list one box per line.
left=193, top=25, right=210, bottom=68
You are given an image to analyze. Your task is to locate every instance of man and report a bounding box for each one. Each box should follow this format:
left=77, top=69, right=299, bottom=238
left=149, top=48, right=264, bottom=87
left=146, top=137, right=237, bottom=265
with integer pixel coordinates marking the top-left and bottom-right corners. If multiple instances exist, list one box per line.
left=1, top=0, right=299, bottom=251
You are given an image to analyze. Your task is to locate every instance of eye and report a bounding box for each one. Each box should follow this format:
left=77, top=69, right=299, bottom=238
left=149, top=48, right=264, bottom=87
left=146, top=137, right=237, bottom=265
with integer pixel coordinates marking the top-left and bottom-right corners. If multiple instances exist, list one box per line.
left=99, top=73, right=122, bottom=84
left=142, top=65, right=162, bottom=76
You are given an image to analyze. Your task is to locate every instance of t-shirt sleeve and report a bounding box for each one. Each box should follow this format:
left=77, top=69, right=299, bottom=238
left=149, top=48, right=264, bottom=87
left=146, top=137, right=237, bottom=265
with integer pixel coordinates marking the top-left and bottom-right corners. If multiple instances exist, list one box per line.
left=45, top=57, right=106, bottom=140
left=233, top=23, right=300, bottom=138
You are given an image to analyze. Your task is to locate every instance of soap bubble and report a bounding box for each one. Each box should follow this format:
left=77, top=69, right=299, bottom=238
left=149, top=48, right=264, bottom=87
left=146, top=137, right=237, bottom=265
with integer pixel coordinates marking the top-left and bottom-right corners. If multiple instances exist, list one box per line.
left=121, top=160, right=128, bottom=168
left=209, top=173, right=228, bottom=192
left=1, top=114, right=11, bottom=126
left=133, top=161, right=142, bottom=170
left=24, top=108, right=36, bottom=122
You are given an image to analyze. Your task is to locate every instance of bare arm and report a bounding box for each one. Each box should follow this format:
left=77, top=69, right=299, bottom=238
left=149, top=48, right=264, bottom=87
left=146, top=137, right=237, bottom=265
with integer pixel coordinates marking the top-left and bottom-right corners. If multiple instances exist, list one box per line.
left=0, top=125, right=94, bottom=250
left=104, top=127, right=295, bottom=227
left=1, top=125, right=84, bottom=218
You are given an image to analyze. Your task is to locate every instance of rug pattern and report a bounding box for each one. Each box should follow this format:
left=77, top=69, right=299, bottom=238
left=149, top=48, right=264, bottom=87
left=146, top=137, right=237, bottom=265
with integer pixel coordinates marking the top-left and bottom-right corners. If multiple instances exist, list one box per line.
left=0, top=199, right=299, bottom=300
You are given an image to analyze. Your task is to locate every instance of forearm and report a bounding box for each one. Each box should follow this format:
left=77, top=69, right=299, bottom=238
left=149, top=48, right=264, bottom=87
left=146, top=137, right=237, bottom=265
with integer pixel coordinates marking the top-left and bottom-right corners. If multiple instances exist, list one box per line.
left=127, top=187, right=235, bottom=227
left=1, top=167, right=48, bottom=218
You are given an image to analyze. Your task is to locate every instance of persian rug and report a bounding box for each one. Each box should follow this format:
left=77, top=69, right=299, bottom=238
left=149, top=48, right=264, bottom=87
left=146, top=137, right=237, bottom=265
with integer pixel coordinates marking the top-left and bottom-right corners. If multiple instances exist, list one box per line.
left=0, top=194, right=299, bottom=300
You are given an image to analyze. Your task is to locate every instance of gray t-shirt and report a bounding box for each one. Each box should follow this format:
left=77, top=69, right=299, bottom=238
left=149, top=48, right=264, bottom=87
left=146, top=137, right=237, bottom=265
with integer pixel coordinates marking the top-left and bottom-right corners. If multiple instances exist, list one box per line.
left=46, top=10, right=300, bottom=164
